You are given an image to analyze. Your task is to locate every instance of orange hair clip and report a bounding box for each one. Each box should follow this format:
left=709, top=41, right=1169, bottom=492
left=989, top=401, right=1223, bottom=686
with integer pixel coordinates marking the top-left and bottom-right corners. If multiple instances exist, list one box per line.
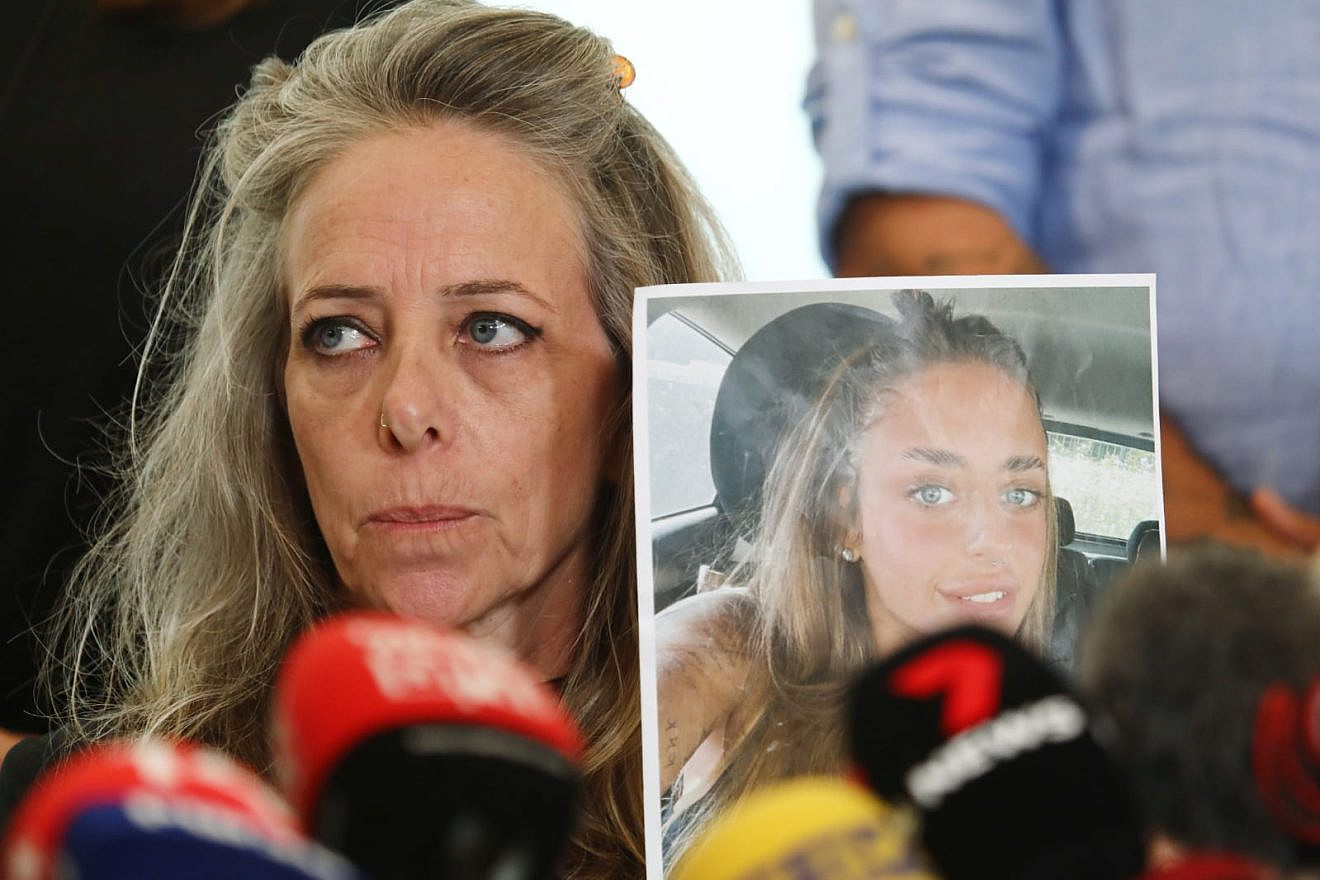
left=611, top=54, right=636, bottom=90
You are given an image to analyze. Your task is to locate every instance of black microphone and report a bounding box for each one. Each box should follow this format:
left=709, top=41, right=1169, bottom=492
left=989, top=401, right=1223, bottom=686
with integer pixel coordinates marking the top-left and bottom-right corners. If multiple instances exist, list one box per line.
left=271, top=612, right=585, bottom=880
left=0, top=737, right=362, bottom=880
left=847, top=624, right=1146, bottom=880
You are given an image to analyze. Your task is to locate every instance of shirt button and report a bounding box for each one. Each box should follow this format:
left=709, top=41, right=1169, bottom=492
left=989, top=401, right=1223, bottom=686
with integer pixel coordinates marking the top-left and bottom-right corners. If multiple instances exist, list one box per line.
left=832, top=12, right=858, bottom=43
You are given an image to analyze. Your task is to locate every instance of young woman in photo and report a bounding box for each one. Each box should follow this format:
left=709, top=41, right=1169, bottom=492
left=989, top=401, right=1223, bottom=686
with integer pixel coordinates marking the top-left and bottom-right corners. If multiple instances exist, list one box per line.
left=658, top=290, right=1056, bottom=861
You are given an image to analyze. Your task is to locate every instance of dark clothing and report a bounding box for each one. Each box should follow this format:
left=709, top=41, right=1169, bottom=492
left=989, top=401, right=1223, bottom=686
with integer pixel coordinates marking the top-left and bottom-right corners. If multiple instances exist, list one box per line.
left=0, top=732, right=67, bottom=835
left=0, top=0, right=378, bottom=733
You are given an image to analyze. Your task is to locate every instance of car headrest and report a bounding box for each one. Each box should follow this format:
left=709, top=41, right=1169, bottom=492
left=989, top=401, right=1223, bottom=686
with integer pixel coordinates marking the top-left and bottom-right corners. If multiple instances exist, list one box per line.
left=1126, top=520, right=1160, bottom=564
left=1055, top=496, right=1075, bottom=546
left=708, top=302, right=895, bottom=523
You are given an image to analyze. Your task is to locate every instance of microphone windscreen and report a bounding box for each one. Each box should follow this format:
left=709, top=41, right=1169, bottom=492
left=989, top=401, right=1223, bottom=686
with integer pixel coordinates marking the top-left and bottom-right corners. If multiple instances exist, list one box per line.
left=671, top=776, right=934, bottom=880
left=848, top=625, right=1145, bottom=880
left=271, top=612, right=584, bottom=880
left=1, top=738, right=361, bottom=880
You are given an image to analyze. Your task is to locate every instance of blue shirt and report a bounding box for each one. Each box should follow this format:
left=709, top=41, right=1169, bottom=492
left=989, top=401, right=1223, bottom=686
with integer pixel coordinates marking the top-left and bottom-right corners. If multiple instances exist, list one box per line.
left=808, top=0, right=1320, bottom=513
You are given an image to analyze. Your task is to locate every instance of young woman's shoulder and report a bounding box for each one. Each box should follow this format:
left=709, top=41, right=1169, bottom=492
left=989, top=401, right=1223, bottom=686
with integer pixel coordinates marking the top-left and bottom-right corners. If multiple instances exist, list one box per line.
left=659, top=585, right=755, bottom=625
left=656, top=587, right=760, bottom=792
left=657, top=587, right=757, bottom=686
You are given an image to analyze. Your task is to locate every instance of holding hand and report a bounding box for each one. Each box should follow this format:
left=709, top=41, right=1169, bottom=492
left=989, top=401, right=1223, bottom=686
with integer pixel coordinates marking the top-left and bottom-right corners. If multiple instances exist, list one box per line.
left=1250, top=488, right=1320, bottom=554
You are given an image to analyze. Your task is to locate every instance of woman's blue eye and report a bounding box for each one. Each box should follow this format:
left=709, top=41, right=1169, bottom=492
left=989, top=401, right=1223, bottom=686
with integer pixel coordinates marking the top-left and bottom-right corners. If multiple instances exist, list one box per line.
left=911, top=485, right=954, bottom=506
left=304, top=319, right=373, bottom=355
left=464, top=314, right=536, bottom=350
left=318, top=325, right=344, bottom=348
left=1003, top=487, right=1042, bottom=508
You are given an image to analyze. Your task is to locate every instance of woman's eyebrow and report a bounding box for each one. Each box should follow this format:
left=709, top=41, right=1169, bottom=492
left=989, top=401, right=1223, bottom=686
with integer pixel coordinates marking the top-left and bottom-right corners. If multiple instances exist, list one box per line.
left=290, top=279, right=559, bottom=312
left=1003, top=454, right=1046, bottom=472
left=439, top=279, right=559, bottom=313
left=903, top=446, right=964, bottom=467
left=292, top=284, right=381, bottom=310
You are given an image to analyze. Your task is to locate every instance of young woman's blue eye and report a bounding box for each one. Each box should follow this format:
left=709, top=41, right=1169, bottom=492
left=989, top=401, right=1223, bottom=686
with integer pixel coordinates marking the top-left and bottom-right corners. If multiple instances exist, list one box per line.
left=462, top=313, right=539, bottom=351
left=1002, top=487, right=1042, bottom=508
left=910, top=484, right=954, bottom=506
left=301, top=318, right=374, bottom=356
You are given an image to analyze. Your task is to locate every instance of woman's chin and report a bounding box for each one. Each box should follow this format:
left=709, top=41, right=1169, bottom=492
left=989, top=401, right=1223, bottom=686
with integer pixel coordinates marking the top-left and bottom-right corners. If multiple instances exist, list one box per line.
left=351, top=572, right=477, bottom=631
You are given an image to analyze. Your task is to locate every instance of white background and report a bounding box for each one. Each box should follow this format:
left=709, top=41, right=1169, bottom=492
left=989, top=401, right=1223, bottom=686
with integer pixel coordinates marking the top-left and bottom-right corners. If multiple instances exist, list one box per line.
left=517, top=1, right=829, bottom=281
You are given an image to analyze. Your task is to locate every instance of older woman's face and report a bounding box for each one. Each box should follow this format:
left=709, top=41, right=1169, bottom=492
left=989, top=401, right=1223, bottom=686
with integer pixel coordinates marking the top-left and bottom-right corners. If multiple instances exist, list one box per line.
left=281, top=121, right=620, bottom=677
left=851, top=361, right=1048, bottom=652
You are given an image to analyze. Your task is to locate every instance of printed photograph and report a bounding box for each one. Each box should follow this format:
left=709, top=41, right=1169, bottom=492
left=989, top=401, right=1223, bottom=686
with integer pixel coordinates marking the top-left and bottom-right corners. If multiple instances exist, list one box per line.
left=633, top=275, right=1161, bottom=876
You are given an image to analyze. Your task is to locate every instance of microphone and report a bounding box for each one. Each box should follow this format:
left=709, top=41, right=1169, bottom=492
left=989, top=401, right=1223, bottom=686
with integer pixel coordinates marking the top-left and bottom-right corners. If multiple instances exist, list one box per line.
left=1251, top=677, right=1320, bottom=867
left=847, top=625, right=1146, bottom=880
left=0, top=737, right=362, bottom=880
left=1134, top=853, right=1271, bottom=880
left=671, top=776, right=934, bottom=880
left=271, top=612, right=584, bottom=880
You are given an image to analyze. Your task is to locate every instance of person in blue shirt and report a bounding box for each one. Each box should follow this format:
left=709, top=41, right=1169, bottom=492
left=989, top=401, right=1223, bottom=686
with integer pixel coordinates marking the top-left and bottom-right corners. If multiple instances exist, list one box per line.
left=807, top=0, right=1320, bottom=554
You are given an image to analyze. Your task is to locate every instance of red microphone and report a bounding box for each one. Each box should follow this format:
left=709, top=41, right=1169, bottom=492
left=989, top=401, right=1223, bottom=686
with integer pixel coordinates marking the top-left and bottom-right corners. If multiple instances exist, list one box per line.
left=1136, top=853, right=1272, bottom=880
left=271, top=612, right=584, bottom=880
left=1252, top=677, right=1320, bottom=865
left=1, top=737, right=361, bottom=880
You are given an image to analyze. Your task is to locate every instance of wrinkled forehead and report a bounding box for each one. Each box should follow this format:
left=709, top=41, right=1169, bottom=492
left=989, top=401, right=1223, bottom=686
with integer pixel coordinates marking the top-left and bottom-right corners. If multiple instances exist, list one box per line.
left=277, top=120, right=593, bottom=307
left=278, top=119, right=591, bottom=276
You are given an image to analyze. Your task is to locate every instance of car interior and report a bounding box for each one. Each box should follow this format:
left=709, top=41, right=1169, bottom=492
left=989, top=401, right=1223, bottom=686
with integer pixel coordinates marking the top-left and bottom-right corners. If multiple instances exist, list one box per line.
left=644, top=285, right=1161, bottom=673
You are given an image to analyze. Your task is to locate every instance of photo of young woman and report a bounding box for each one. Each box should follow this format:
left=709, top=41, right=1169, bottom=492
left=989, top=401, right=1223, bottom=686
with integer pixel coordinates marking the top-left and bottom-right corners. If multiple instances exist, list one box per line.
left=638, top=281, right=1159, bottom=873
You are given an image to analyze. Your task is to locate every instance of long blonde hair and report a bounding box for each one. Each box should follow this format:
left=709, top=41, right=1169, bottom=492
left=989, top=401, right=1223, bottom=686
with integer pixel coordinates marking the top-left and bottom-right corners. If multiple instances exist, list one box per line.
left=667, top=292, right=1056, bottom=860
left=47, top=3, right=735, bottom=877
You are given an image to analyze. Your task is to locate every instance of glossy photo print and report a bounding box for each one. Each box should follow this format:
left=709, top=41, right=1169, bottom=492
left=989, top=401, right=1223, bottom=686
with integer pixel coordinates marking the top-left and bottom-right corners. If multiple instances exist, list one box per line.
left=632, top=275, right=1162, bottom=877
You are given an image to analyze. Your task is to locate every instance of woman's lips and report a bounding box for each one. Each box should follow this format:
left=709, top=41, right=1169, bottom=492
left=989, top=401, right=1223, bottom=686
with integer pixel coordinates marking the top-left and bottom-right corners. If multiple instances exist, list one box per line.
left=958, top=591, right=1008, bottom=604
left=938, top=579, right=1016, bottom=612
left=365, top=506, right=479, bottom=531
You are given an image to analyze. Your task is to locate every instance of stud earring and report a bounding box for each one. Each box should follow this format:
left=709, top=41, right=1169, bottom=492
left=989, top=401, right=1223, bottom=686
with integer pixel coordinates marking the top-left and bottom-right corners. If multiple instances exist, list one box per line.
left=839, top=546, right=858, bottom=563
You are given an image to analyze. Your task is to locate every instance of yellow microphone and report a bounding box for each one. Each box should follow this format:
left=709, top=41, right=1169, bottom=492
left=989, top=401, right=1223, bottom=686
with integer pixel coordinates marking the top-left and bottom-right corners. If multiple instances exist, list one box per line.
left=671, top=776, right=934, bottom=880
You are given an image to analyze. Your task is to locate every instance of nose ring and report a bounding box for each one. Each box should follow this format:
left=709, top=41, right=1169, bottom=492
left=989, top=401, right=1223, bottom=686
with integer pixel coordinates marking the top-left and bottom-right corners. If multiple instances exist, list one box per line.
left=379, top=410, right=389, bottom=430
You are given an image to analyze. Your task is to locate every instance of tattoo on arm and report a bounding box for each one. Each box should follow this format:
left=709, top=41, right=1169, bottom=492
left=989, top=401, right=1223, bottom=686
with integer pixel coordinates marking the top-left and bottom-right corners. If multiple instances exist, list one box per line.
left=664, top=718, right=679, bottom=771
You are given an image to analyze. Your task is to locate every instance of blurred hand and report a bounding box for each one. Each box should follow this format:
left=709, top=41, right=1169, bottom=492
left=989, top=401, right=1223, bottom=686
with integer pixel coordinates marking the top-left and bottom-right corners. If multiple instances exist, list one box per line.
left=833, top=193, right=1049, bottom=278
left=1250, top=488, right=1320, bottom=554
left=1159, top=414, right=1302, bottom=556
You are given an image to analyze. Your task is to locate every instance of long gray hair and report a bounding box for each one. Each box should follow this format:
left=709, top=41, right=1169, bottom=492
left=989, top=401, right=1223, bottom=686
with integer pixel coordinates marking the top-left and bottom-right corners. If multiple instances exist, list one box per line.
left=47, top=3, right=735, bottom=877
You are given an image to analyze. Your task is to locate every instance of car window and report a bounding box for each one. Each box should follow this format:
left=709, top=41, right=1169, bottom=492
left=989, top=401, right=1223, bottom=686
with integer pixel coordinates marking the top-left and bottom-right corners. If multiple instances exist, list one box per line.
left=1047, top=432, right=1159, bottom=540
left=646, top=312, right=732, bottom=517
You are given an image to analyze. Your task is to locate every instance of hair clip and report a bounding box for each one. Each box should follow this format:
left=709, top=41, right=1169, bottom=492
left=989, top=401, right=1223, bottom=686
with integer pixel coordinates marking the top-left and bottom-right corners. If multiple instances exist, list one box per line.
left=611, top=54, right=635, bottom=91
